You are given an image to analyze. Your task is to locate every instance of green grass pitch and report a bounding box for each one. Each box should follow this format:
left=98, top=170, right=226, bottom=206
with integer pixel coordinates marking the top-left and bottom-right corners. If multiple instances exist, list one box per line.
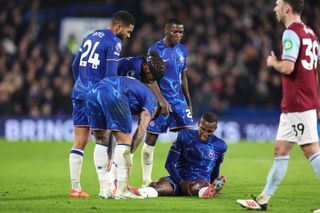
left=0, top=139, right=319, bottom=213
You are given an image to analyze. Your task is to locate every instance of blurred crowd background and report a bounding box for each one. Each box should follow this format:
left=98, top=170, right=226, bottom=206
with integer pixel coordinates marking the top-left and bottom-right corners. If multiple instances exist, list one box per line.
left=0, top=0, right=319, bottom=118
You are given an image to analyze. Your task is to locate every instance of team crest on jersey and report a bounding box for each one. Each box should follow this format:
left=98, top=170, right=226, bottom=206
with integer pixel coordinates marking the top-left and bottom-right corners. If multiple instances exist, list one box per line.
left=127, top=70, right=135, bottom=77
left=283, top=39, right=293, bottom=51
left=179, top=56, right=185, bottom=64
left=116, top=42, right=122, bottom=52
left=208, top=151, right=214, bottom=158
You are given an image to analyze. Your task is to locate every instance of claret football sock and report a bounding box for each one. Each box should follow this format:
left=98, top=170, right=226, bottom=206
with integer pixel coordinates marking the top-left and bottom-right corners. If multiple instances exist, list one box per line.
left=309, top=152, right=320, bottom=180
left=141, top=143, right=155, bottom=187
left=69, top=149, right=84, bottom=190
left=94, top=144, right=109, bottom=194
left=262, top=155, right=289, bottom=197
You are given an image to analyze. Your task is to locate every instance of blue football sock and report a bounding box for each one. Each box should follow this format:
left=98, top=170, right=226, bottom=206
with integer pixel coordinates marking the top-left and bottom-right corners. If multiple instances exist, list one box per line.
left=262, top=155, right=289, bottom=196
left=309, top=152, right=320, bottom=180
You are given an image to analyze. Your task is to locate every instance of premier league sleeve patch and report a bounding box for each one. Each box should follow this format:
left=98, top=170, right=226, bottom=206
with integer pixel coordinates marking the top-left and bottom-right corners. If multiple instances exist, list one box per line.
left=283, top=39, right=293, bottom=52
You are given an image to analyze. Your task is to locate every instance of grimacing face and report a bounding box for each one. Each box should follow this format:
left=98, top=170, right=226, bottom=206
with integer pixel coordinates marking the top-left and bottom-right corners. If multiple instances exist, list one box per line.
left=198, top=118, right=217, bottom=142
left=165, top=23, right=184, bottom=46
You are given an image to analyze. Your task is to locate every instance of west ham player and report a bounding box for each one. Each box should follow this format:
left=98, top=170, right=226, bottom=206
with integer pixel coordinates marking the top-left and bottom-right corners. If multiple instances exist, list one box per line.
left=69, top=11, right=135, bottom=198
left=141, top=18, right=194, bottom=187
left=85, top=76, right=161, bottom=199
left=138, top=112, right=227, bottom=198
left=237, top=0, right=320, bottom=211
left=118, top=51, right=171, bottom=120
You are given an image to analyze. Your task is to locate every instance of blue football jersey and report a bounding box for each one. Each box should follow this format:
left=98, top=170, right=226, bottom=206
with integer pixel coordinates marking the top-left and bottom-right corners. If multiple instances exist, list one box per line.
left=148, top=40, right=188, bottom=106
left=170, top=129, right=227, bottom=182
left=118, top=56, right=144, bottom=81
left=86, top=76, right=158, bottom=133
left=72, top=29, right=123, bottom=100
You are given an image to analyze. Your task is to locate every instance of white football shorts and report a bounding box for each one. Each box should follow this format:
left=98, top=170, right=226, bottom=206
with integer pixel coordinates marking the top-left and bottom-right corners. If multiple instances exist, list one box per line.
left=276, top=109, right=319, bottom=145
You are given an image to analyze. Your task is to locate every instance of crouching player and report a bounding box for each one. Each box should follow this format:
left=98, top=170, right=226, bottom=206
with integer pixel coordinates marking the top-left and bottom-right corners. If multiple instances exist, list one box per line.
left=139, top=112, right=227, bottom=198
left=86, top=76, right=161, bottom=199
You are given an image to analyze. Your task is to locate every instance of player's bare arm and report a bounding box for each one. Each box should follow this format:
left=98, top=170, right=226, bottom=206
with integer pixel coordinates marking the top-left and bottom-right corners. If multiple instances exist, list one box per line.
left=131, top=110, right=151, bottom=153
left=267, top=51, right=295, bottom=75
left=181, top=70, right=192, bottom=113
left=146, top=81, right=171, bottom=115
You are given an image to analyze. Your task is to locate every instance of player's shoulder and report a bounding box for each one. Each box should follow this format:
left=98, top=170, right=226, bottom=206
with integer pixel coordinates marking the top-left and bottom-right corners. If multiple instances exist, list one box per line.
left=149, top=40, right=166, bottom=51
left=177, top=129, right=197, bottom=140
left=176, top=43, right=187, bottom=51
left=210, top=135, right=227, bottom=151
left=287, top=22, right=317, bottom=38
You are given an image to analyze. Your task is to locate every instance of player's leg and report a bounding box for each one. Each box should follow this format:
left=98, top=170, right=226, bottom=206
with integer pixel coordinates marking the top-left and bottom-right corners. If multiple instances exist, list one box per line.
left=190, top=179, right=210, bottom=195
left=69, top=126, right=90, bottom=197
left=237, top=112, right=295, bottom=210
left=92, top=129, right=114, bottom=198
left=298, top=109, right=320, bottom=180
left=69, top=99, right=91, bottom=197
left=141, top=132, right=159, bottom=187
left=113, top=132, right=142, bottom=199
left=302, top=142, right=320, bottom=179
left=141, top=113, right=169, bottom=187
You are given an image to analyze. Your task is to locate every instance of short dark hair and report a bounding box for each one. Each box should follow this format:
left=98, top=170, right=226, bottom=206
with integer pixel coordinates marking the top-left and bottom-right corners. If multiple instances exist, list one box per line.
left=146, top=51, right=166, bottom=81
left=165, top=18, right=183, bottom=28
left=284, top=0, right=304, bottom=14
left=202, top=112, right=218, bottom=123
left=111, top=11, right=135, bottom=26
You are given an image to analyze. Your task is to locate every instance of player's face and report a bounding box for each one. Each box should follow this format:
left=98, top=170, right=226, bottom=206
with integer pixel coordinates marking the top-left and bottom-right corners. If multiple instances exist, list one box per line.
left=165, top=24, right=184, bottom=46
left=116, top=24, right=134, bottom=41
left=142, top=63, right=154, bottom=83
left=198, top=118, right=217, bottom=142
left=274, top=0, right=286, bottom=23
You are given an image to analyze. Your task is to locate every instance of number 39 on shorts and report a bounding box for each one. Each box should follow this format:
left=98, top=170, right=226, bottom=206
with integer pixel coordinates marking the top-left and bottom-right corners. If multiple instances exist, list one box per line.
left=291, top=123, right=305, bottom=136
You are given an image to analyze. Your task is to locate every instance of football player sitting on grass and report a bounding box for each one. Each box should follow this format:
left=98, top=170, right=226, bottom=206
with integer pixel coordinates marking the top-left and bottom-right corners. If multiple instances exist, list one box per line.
left=138, top=112, right=227, bottom=198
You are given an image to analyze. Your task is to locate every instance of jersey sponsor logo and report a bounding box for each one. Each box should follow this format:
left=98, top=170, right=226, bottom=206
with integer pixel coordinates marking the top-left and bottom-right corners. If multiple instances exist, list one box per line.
left=116, top=42, right=122, bottom=52
left=149, top=121, right=155, bottom=127
left=283, top=39, right=293, bottom=51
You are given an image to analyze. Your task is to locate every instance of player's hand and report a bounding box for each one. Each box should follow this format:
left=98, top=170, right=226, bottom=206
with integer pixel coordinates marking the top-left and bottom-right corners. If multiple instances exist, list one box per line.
left=179, top=180, right=193, bottom=196
left=159, top=99, right=172, bottom=116
left=266, top=51, right=277, bottom=67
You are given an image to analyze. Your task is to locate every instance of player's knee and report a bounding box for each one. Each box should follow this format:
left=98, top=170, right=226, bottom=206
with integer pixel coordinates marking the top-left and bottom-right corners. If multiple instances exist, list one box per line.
left=150, top=179, right=174, bottom=196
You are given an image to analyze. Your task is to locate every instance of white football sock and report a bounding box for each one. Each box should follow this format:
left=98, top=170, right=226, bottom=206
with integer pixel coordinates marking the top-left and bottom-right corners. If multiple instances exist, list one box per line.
left=114, top=144, right=131, bottom=194
left=141, top=143, right=155, bottom=186
left=93, top=144, right=109, bottom=194
left=262, top=155, right=289, bottom=200
left=309, top=152, right=320, bottom=180
left=69, top=149, right=84, bottom=190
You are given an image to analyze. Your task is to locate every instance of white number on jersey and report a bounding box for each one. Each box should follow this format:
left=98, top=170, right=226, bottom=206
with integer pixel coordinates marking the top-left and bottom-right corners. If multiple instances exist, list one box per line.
left=302, top=38, right=318, bottom=70
left=79, top=40, right=101, bottom=69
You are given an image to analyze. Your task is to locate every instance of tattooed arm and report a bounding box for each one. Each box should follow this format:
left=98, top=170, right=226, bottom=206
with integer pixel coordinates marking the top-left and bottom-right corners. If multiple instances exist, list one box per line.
left=130, top=109, right=151, bottom=153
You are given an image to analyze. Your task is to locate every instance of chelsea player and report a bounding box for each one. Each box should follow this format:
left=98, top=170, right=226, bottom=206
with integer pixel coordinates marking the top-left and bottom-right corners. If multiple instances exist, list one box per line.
left=85, top=76, right=161, bottom=199
left=141, top=18, right=194, bottom=187
left=139, top=112, right=227, bottom=198
left=118, top=51, right=171, bottom=122
left=69, top=11, right=135, bottom=198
